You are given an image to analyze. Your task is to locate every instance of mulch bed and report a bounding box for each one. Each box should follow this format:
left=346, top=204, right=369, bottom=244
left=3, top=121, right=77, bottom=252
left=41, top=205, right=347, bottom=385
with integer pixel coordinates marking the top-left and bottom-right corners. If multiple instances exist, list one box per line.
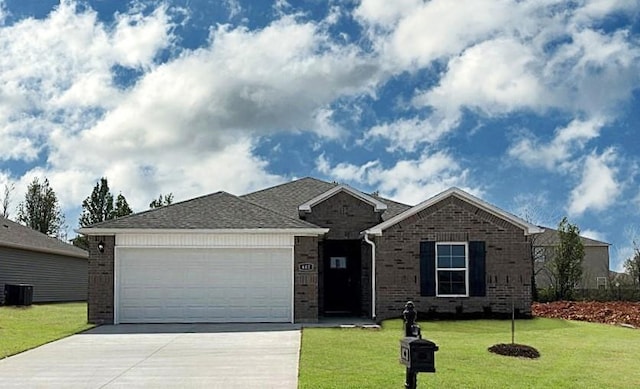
left=488, top=343, right=540, bottom=359
left=532, top=301, right=640, bottom=328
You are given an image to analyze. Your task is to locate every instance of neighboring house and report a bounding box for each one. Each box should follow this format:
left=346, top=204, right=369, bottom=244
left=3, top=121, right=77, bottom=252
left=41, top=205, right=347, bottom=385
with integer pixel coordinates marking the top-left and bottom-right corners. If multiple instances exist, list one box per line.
left=80, top=177, right=542, bottom=324
left=533, top=228, right=610, bottom=290
left=0, top=216, right=88, bottom=303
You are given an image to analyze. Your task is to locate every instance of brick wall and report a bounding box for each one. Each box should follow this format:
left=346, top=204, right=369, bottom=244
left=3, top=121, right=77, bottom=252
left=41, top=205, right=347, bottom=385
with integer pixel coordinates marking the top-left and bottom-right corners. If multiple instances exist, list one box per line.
left=294, top=236, right=319, bottom=322
left=375, top=196, right=532, bottom=320
left=304, top=191, right=382, bottom=240
left=87, top=235, right=115, bottom=324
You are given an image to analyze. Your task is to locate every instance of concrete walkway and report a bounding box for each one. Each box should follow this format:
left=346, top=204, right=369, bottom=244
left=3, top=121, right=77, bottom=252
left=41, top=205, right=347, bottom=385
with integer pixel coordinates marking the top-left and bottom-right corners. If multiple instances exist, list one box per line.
left=0, top=323, right=301, bottom=388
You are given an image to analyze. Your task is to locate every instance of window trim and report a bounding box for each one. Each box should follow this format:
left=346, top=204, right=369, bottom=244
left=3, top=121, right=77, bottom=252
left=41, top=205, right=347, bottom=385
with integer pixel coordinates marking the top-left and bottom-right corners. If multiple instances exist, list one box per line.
left=435, top=242, right=469, bottom=297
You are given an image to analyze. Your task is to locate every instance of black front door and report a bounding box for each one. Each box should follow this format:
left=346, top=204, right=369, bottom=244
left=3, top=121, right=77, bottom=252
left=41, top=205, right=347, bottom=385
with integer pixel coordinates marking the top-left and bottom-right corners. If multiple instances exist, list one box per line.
left=323, top=240, right=361, bottom=315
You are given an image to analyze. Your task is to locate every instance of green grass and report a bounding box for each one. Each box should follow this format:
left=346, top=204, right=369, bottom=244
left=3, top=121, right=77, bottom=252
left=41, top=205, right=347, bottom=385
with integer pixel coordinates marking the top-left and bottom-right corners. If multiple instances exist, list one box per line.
left=0, top=302, right=93, bottom=358
left=299, top=318, right=640, bottom=388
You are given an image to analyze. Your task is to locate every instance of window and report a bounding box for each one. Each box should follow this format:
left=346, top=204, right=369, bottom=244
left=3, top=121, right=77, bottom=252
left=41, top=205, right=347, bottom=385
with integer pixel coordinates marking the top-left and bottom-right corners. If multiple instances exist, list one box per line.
left=420, top=241, right=485, bottom=297
left=436, top=243, right=468, bottom=296
left=330, top=256, right=347, bottom=269
left=596, top=277, right=607, bottom=290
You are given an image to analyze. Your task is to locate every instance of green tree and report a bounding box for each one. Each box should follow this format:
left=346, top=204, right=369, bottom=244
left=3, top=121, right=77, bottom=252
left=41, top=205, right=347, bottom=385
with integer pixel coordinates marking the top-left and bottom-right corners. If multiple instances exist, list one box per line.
left=74, top=178, right=133, bottom=250
left=149, top=193, right=174, bottom=208
left=551, top=217, right=585, bottom=300
left=114, top=193, right=133, bottom=218
left=16, top=178, right=65, bottom=237
left=79, top=177, right=114, bottom=226
left=1, top=182, right=14, bottom=218
left=623, top=241, right=640, bottom=288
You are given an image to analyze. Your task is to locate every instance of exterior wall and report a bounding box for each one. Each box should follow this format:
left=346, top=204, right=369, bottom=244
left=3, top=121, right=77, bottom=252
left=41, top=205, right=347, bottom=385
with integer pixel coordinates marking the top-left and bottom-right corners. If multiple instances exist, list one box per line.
left=375, top=196, right=531, bottom=320
left=535, top=245, right=610, bottom=290
left=360, top=241, right=372, bottom=317
left=294, top=236, right=319, bottom=322
left=0, top=246, right=87, bottom=303
left=88, top=235, right=115, bottom=324
left=304, top=191, right=382, bottom=240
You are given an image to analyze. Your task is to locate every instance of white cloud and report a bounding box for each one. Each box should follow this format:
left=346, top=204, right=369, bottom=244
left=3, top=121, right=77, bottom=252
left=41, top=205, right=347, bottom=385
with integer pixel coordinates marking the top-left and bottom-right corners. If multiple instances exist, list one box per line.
left=582, top=229, right=607, bottom=243
left=316, top=150, right=479, bottom=205
left=507, top=117, right=606, bottom=170
left=354, top=0, right=640, bottom=152
left=0, top=4, right=384, bottom=225
left=568, top=149, right=620, bottom=216
left=415, top=38, right=546, bottom=116
left=0, top=2, right=173, bottom=161
left=361, top=116, right=452, bottom=152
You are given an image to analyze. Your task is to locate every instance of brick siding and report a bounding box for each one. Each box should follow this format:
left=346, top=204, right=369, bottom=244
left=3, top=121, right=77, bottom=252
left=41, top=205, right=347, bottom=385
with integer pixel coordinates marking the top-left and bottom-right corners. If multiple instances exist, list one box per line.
left=294, top=236, right=319, bottom=322
left=375, top=196, right=532, bottom=320
left=303, top=191, right=383, bottom=240
left=87, top=235, right=115, bottom=324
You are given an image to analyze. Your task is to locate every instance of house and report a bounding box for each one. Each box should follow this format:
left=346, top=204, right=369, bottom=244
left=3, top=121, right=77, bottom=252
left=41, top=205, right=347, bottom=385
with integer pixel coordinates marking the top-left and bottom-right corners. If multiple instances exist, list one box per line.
left=0, top=216, right=88, bottom=303
left=79, top=177, right=542, bottom=324
left=533, top=228, right=610, bottom=290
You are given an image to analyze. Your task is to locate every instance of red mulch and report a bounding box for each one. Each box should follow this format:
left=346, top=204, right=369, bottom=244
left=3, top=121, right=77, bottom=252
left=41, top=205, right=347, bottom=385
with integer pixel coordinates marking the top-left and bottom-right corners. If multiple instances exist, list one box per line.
left=488, top=343, right=540, bottom=359
left=532, top=301, right=640, bottom=328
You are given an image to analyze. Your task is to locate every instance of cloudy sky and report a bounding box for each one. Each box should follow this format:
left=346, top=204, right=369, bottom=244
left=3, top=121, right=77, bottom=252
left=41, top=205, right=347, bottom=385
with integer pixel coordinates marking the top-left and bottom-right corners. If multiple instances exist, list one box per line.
left=0, top=0, right=638, bottom=271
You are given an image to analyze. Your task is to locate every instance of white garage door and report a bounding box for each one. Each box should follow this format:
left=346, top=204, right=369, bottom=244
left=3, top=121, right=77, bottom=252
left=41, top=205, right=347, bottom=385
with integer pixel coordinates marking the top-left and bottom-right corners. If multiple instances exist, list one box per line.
left=116, top=247, right=293, bottom=323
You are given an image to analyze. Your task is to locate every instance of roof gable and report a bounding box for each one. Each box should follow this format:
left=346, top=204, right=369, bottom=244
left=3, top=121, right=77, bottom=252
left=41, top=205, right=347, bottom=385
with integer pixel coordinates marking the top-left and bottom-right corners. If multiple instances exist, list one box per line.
left=242, top=177, right=409, bottom=220
left=298, top=185, right=387, bottom=213
left=0, top=217, right=87, bottom=259
left=80, top=191, right=325, bottom=233
left=365, top=187, right=543, bottom=236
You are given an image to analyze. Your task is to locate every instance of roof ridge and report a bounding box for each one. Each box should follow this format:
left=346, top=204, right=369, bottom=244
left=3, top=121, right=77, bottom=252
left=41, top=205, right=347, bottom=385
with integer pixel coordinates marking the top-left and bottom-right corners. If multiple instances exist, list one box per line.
left=238, top=194, right=322, bottom=228
left=86, top=191, right=226, bottom=228
left=240, top=176, right=335, bottom=198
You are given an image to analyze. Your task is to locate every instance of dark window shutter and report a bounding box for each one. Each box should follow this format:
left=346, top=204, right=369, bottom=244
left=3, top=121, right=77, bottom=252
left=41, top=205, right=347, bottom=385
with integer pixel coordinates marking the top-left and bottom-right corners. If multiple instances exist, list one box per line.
left=420, top=241, right=436, bottom=296
left=469, top=241, right=486, bottom=297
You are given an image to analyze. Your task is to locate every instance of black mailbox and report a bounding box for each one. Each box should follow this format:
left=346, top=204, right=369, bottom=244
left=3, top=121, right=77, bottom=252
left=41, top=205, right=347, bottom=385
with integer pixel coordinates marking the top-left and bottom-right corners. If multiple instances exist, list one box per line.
left=400, top=337, right=438, bottom=373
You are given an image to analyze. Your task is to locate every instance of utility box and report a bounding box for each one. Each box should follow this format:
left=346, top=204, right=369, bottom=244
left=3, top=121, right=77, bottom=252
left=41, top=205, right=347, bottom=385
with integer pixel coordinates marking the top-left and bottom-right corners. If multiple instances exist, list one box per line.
left=399, top=337, right=438, bottom=373
left=4, top=284, right=34, bottom=306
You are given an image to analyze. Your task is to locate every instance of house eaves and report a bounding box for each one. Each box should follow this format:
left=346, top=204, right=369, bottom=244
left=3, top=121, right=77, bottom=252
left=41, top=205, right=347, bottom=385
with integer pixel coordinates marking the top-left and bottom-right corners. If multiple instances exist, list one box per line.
left=298, top=184, right=388, bottom=213
left=364, top=187, right=544, bottom=236
left=78, top=227, right=329, bottom=237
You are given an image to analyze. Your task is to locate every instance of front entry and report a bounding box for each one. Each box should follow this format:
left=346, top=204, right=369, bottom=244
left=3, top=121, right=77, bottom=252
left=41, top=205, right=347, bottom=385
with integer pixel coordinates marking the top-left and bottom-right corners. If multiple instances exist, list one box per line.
left=323, top=240, right=361, bottom=315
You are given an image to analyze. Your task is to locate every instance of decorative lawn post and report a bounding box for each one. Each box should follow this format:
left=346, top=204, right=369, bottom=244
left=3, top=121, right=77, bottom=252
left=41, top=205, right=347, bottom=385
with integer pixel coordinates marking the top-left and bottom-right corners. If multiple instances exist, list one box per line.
left=399, top=301, right=438, bottom=389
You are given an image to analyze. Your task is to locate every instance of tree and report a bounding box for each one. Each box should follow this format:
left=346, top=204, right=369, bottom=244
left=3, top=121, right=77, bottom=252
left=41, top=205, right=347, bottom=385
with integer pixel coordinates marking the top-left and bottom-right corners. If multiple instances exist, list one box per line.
left=74, top=178, right=133, bottom=250
left=79, top=178, right=114, bottom=227
left=1, top=182, right=14, bottom=218
left=16, top=178, right=65, bottom=237
left=550, top=217, right=585, bottom=300
left=623, top=241, right=640, bottom=288
left=114, top=193, right=133, bottom=218
left=149, top=193, right=174, bottom=208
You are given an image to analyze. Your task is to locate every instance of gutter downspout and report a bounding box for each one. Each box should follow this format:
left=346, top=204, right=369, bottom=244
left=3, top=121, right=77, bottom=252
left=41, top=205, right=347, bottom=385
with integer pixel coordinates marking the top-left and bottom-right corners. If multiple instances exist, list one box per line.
left=363, top=233, right=376, bottom=321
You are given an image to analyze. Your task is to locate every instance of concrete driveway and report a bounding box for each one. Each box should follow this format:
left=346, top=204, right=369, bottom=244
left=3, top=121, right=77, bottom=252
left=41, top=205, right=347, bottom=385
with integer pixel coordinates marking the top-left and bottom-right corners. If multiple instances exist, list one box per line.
left=0, top=323, right=301, bottom=388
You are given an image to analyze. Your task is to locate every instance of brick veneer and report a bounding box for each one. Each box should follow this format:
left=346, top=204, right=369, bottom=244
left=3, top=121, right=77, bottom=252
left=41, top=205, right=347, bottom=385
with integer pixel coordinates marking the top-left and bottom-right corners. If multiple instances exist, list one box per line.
left=87, top=235, right=115, bottom=324
left=303, top=191, right=381, bottom=317
left=304, top=191, right=382, bottom=240
left=294, top=236, right=319, bottom=322
left=374, top=196, right=532, bottom=320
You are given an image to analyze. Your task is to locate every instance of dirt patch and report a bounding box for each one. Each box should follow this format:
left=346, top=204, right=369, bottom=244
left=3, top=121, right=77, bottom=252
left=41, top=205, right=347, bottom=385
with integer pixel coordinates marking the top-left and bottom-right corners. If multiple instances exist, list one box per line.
left=532, top=301, right=640, bottom=328
left=488, top=343, right=540, bottom=359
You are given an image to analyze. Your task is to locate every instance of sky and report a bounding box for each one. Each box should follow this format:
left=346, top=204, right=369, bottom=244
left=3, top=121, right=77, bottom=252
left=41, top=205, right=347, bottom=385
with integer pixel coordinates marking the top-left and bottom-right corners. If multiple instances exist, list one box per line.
left=0, top=0, right=638, bottom=272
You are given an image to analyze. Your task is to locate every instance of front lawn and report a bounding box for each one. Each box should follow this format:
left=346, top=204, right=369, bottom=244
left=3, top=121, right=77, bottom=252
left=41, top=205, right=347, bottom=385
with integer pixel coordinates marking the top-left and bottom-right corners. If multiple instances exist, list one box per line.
left=0, top=302, right=93, bottom=358
left=299, top=318, right=640, bottom=388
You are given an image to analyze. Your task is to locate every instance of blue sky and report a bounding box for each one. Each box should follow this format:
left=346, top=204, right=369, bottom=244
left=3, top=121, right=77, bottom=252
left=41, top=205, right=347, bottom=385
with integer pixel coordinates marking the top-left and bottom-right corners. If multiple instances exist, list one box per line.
left=0, top=0, right=638, bottom=272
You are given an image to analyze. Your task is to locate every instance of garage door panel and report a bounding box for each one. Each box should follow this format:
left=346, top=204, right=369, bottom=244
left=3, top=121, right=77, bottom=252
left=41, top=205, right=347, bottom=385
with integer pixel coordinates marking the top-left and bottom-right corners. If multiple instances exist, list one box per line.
left=117, top=247, right=292, bottom=323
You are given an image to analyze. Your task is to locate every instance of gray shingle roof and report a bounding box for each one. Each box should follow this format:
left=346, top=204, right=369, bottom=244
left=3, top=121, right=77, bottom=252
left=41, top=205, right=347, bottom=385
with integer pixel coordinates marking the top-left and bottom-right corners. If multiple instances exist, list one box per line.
left=83, top=191, right=320, bottom=230
left=535, top=227, right=609, bottom=246
left=241, top=177, right=338, bottom=219
left=0, top=217, right=87, bottom=258
left=241, top=177, right=411, bottom=221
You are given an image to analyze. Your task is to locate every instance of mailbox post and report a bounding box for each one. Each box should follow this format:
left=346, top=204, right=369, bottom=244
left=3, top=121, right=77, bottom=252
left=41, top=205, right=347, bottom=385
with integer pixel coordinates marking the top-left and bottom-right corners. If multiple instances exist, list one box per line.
left=399, top=301, right=438, bottom=389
